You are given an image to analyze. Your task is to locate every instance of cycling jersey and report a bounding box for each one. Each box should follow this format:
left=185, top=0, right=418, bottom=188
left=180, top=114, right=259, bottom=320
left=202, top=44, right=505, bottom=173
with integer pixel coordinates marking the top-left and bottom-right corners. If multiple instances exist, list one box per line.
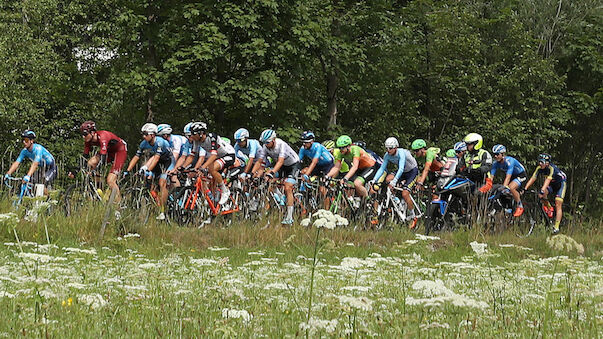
left=298, top=142, right=334, bottom=167
left=234, top=139, right=265, bottom=162
left=83, top=130, right=127, bottom=156
left=182, top=140, right=207, bottom=158
left=135, top=136, right=173, bottom=160
left=417, top=147, right=443, bottom=172
left=198, top=133, right=235, bottom=158
left=165, top=134, right=187, bottom=158
left=490, top=156, right=526, bottom=177
left=531, top=163, right=566, bottom=184
left=333, top=145, right=375, bottom=169
left=374, top=148, right=418, bottom=184
left=17, top=144, right=55, bottom=166
left=262, top=138, right=299, bottom=167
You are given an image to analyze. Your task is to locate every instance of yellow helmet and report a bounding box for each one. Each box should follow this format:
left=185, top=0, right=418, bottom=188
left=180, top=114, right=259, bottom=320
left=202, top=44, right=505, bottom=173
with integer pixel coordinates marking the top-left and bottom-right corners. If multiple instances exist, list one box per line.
left=464, top=133, right=483, bottom=150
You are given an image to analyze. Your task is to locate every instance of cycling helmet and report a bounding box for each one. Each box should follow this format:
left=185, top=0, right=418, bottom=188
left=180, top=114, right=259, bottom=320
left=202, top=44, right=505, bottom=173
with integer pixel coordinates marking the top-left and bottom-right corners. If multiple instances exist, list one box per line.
left=80, top=121, right=96, bottom=135
left=234, top=128, right=249, bottom=142
left=353, top=140, right=367, bottom=149
left=454, top=141, right=467, bottom=152
left=183, top=122, right=193, bottom=136
left=538, top=153, right=552, bottom=163
left=141, top=123, right=158, bottom=135
left=222, top=137, right=231, bottom=145
left=259, top=129, right=276, bottom=144
left=384, top=137, right=399, bottom=149
left=464, top=133, right=483, bottom=150
left=157, top=124, right=172, bottom=136
left=21, top=130, right=36, bottom=139
left=300, top=131, right=315, bottom=143
left=190, top=122, right=207, bottom=135
left=446, top=149, right=456, bottom=158
left=411, top=139, right=427, bottom=150
left=492, top=144, right=506, bottom=154
left=322, top=140, right=335, bottom=150
left=336, top=135, right=352, bottom=148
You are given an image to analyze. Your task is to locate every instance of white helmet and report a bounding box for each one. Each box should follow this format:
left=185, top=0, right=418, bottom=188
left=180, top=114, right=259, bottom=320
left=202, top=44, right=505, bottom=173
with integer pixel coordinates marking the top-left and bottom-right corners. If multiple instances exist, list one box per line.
left=141, top=123, right=158, bottom=135
left=384, top=137, right=399, bottom=149
left=157, top=124, right=172, bottom=136
left=234, top=128, right=249, bottom=141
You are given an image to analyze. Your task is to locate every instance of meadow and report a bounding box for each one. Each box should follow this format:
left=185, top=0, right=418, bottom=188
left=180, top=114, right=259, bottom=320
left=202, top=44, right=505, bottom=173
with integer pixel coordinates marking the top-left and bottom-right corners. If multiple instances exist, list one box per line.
left=0, top=203, right=601, bottom=338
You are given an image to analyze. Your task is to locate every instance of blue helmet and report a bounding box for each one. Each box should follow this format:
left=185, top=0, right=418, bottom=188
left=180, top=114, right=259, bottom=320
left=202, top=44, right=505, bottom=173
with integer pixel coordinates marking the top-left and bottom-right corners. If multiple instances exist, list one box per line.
left=538, top=153, right=551, bottom=163
left=157, top=124, right=172, bottom=136
left=492, top=144, right=506, bottom=154
left=259, top=129, right=276, bottom=144
left=183, top=122, right=193, bottom=136
left=234, top=128, right=249, bottom=142
left=454, top=141, right=467, bottom=152
left=21, top=130, right=36, bottom=139
left=300, top=130, right=315, bottom=142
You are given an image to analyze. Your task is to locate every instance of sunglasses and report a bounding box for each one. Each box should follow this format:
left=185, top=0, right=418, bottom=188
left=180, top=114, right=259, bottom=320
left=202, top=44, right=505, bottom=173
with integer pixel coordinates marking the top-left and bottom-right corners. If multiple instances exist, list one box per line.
left=493, top=152, right=502, bottom=156
left=141, top=132, right=150, bottom=136
left=455, top=150, right=463, bottom=154
left=386, top=147, right=396, bottom=150
left=81, top=131, right=89, bottom=137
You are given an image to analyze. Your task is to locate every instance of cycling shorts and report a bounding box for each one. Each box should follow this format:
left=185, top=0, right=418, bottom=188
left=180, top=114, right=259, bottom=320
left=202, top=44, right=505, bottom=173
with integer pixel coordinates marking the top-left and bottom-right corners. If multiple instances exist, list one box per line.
left=309, top=162, right=334, bottom=177
left=108, top=149, right=128, bottom=175
left=399, top=167, right=419, bottom=191
left=216, top=154, right=236, bottom=171
left=547, top=181, right=567, bottom=200
left=151, top=157, right=176, bottom=180
left=511, top=171, right=527, bottom=188
left=32, top=162, right=57, bottom=186
left=276, top=162, right=300, bottom=184
left=349, top=164, right=379, bottom=184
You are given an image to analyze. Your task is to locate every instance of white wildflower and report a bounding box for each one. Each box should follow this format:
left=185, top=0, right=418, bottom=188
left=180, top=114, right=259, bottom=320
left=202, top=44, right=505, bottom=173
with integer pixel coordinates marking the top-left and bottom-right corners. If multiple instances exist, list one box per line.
left=247, top=251, right=265, bottom=256
left=323, top=221, right=336, bottom=230
left=0, top=213, right=19, bottom=225
left=189, top=258, right=217, bottom=266
left=405, top=240, right=419, bottom=245
left=546, top=235, right=584, bottom=255
left=339, top=257, right=376, bottom=270
left=338, top=295, right=373, bottom=311
left=415, top=234, right=440, bottom=241
left=63, top=247, right=97, bottom=255
left=139, top=263, right=160, bottom=270
left=300, top=218, right=311, bottom=227
left=470, top=241, right=488, bottom=256
left=123, top=233, right=141, bottom=239
left=341, top=286, right=371, bottom=292
left=222, top=308, right=253, bottom=322
left=313, top=218, right=327, bottom=228
left=17, top=252, right=67, bottom=263
left=420, top=322, right=450, bottom=330
left=0, top=292, right=15, bottom=298
left=264, top=283, right=290, bottom=290
left=412, top=280, right=454, bottom=297
left=299, top=317, right=338, bottom=334
left=208, top=246, right=229, bottom=251
left=79, top=294, right=107, bottom=309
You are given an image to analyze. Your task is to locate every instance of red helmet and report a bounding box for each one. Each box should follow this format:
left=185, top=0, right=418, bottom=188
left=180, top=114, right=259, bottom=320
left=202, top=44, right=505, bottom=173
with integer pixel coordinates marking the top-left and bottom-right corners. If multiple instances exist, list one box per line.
left=80, top=121, right=96, bottom=135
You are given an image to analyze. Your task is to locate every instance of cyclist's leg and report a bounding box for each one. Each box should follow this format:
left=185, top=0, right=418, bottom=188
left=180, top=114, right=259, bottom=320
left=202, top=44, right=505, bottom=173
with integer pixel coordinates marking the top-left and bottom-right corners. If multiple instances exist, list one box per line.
left=553, top=181, right=566, bottom=231
left=401, top=167, right=418, bottom=210
left=43, top=162, right=58, bottom=195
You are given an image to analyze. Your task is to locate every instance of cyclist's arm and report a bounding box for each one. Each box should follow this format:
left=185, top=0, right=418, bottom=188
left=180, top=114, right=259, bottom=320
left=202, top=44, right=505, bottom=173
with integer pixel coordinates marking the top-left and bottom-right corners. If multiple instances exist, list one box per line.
left=502, top=174, right=512, bottom=187
left=243, top=157, right=255, bottom=174
left=201, top=154, right=216, bottom=170
left=269, top=157, right=285, bottom=174
left=174, top=154, right=188, bottom=170
left=417, top=161, right=431, bottom=184
left=251, top=159, right=265, bottom=177
left=524, top=167, right=539, bottom=190
left=326, top=160, right=342, bottom=178
left=146, top=154, right=160, bottom=171
left=305, top=156, right=319, bottom=175
left=193, top=155, right=206, bottom=170
left=373, top=156, right=388, bottom=183
left=26, top=161, right=39, bottom=178
left=344, top=157, right=360, bottom=180
left=6, top=161, right=21, bottom=176
left=392, top=154, right=406, bottom=184
left=126, top=155, right=140, bottom=172
left=540, top=166, right=554, bottom=193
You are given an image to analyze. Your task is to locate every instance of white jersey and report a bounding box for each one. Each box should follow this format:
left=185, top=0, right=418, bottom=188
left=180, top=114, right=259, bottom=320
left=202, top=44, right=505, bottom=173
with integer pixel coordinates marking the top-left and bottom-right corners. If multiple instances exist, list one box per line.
left=262, top=138, right=299, bottom=167
left=198, top=133, right=235, bottom=158
left=168, top=134, right=187, bottom=159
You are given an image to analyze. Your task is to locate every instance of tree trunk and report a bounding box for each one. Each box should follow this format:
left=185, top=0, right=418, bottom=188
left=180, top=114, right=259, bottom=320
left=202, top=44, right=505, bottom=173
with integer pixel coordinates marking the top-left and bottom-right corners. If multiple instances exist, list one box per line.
left=327, top=70, right=338, bottom=127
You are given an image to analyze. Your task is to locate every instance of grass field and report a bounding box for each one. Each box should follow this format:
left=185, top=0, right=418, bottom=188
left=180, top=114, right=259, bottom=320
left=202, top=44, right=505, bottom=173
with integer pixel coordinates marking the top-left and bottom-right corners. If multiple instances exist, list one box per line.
left=0, top=202, right=601, bottom=337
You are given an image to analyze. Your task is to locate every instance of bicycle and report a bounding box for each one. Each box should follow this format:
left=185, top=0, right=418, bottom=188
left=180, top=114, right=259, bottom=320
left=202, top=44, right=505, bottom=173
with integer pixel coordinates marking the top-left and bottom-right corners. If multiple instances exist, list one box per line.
left=62, top=162, right=105, bottom=216
left=367, top=182, right=425, bottom=231
left=424, top=175, right=473, bottom=235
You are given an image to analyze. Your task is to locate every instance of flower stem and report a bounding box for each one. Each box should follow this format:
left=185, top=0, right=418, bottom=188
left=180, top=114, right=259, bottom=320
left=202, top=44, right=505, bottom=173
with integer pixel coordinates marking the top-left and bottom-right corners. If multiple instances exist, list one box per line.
left=306, top=227, right=321, bottom=338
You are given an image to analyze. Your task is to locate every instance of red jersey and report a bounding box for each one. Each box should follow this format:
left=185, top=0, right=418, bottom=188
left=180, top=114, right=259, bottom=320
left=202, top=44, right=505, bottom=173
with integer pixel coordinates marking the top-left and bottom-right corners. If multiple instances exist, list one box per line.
left=84, top=130, right=126, bottom=155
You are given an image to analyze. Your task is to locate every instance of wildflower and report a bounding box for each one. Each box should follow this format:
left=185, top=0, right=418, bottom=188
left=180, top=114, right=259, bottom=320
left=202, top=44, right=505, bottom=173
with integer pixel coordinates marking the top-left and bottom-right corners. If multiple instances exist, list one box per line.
left=546, top=235, right=585, bottom=255
left=68, top=297, right=73, bottom=306
left=222, top=308, right=253, bottom=322
left=469, top=241, right=488, bottom=256
left=415, top=234, right=440, bottom=241
left=299, top=317, right=338, bottom=334
left=300, top=218, right=311, bottom=227
left=79, top=294, right=107, bottom=309
left=338, top=295, right=373, bottom=311
left=313, top=218, right=327, bottom=228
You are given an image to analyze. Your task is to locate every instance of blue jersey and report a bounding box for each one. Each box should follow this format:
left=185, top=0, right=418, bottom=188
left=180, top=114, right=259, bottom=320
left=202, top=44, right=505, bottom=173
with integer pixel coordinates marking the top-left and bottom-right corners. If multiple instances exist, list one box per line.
left=135, top=136, right=173, bottom=160
left=298, top=142, right=334, bottom=167
left=531, top=163, right=566, bottom=184
left=234, top=139, right=264, bottom=160
left=490, top=156, right=526, bottom=177
left=374, top=148, right=417, bottom=184
left=16, top=144, right=55, bottom=166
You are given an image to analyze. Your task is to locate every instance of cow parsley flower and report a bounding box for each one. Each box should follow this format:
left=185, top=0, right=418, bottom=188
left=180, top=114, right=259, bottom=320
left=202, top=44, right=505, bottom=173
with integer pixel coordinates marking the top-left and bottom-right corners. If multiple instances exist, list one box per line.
left=222, top=308, right=253, bottom=322
left=299, top=317, right=338, bottom=334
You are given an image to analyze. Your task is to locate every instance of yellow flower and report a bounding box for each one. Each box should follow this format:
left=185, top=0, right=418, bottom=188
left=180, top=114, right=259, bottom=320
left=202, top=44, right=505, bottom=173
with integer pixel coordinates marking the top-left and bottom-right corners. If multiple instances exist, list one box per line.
left=61, top=300, right=66, bottom=307
left=190, top=248, right=196, bottom=252
left=68, top=297, right=73, bottom=306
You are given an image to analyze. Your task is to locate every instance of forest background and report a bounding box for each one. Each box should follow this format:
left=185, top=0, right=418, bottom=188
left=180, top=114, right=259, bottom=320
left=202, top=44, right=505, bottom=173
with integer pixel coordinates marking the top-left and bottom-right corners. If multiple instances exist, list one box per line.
left=0, top=0, right=600, bottom=215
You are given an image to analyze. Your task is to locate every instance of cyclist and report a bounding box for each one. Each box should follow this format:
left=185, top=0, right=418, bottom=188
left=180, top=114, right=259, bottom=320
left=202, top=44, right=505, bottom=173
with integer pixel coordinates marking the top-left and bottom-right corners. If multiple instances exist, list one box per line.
left=453, top=141, right=467, bottom=172
left=323, top=140, right=349, bottom=178
left=372, top=137, right=419, bottom=228
left=4, top=130, right=56, bottom=194
left=125, top=123, right=175, bottom=220
left=157, top=123, right=187, bottom=186
left=80, top=120, right=128, bottom=201
left=187, top=122, right=236, bottom=205
left=463, top=133, right=493, bottom=185
left=298, top=131, right=334, bottom=177
left=479, top=144, right=526, bottom=217
left=234, top=128, right=265, bottom=179
left=174, top=122, right=207, bottom=172
left=326, top=135, right=377, bottom=199
left=411, top=139, right=444, bottom=190
left=258, top=129, right=300, bottom=225
left=524, top=153, right=566, bottom=234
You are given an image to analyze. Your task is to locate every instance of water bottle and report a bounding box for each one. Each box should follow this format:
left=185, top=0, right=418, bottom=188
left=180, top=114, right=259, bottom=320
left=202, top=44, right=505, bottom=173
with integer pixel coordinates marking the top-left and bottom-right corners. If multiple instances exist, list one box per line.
left=392, top=196, right=401, bottom=205
left=504, top=208, right=513, bottom=214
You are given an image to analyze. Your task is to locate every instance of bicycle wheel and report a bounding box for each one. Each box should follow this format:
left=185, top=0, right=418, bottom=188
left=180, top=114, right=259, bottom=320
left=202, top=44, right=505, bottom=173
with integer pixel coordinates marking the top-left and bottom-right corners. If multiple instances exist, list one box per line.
left=62, top=183, right=101, bottom=216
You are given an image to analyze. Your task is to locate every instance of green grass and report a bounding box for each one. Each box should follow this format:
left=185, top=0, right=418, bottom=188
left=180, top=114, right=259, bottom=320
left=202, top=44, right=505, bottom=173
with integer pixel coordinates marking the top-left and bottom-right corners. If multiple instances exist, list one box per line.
left=0, top=199, right=601, bottom=337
